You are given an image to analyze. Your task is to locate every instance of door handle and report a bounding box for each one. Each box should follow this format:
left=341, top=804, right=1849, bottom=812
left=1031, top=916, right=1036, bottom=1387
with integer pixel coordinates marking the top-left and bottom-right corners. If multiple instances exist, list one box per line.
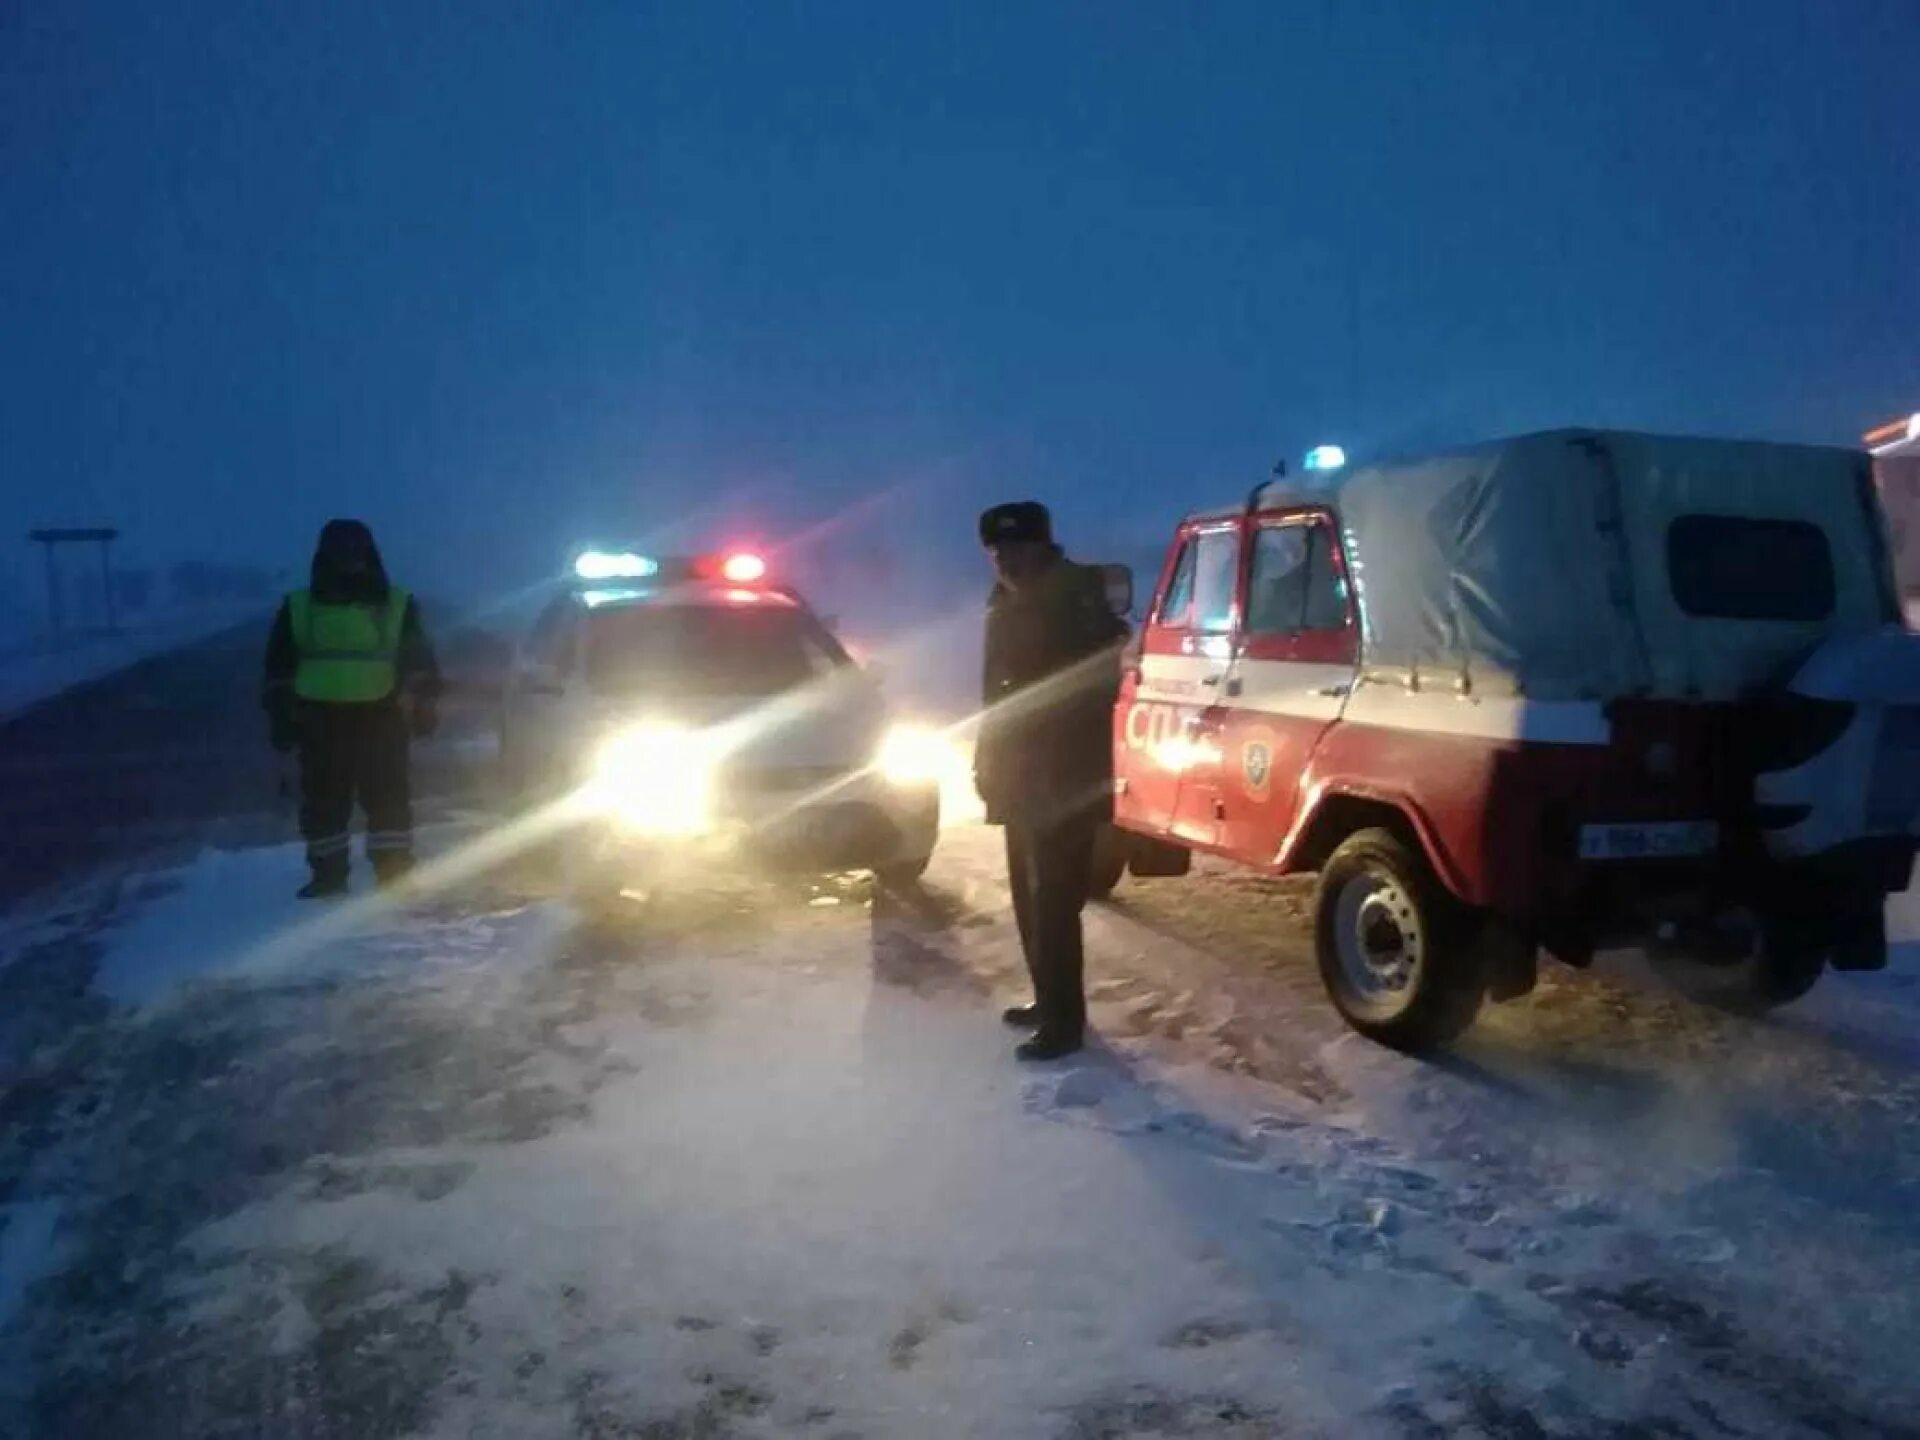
left=1200, top=673, right=1221, bottom=687
left=1315, top=682, right=1351, bottom=698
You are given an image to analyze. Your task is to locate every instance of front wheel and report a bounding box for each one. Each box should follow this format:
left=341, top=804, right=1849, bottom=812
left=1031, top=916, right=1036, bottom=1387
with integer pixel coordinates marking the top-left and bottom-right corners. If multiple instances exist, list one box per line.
left=875, top=791, right=939, bottom=890
left=1087, top=825, right=1128, bottom=899
left=1314, top=829, right=1486, bottom=1051
left=874, top=855, right=933, bottom=889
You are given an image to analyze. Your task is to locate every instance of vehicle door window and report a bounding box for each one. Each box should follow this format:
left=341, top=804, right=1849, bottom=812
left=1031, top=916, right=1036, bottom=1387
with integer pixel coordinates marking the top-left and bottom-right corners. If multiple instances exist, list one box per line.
left=1301, top=525, right=1350, bottom=630
left=1190, top=529, right=1239, bottom=632
left=1248, top=521, right=1348, bottom=634
left=1156, top=540, right=1199, bottom=627
left=1247, top=526, right=1311, bottom=633
left=1156, top=527, right=1239, bottom=631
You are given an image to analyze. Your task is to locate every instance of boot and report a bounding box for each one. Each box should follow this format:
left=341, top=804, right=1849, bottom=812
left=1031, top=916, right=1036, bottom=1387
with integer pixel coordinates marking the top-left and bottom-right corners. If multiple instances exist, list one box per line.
left=298, top=870, right=349, bottom=900
left=1001, top=1003, right=1041, bottom=1028
left=1015, top=1030, right=1084, bottom=1062
left=372, top=853, right=416, bottom=889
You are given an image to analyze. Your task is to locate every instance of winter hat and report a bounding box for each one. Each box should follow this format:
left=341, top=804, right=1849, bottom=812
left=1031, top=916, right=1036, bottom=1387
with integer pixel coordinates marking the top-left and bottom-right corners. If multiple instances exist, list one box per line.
left=978, top=500, right=1053, bottom=547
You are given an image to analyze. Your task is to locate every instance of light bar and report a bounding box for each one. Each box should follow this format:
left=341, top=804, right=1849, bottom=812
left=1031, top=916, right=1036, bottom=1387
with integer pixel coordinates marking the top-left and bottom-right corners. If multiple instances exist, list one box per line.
left=575, top=550, right=659, bottom=581
left=1304, top=444, right=1347, bottom=473
left=721, top=552, right=768, bottom=583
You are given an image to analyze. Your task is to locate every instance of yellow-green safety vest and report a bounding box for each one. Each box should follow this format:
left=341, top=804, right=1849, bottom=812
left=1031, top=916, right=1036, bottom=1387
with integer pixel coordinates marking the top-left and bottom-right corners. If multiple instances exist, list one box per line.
left=288, top=587, right=410, bottom=703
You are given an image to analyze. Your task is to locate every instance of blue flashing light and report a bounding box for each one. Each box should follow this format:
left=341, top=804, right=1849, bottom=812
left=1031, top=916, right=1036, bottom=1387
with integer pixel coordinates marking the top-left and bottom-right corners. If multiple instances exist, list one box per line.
left=575, top=550, right=659, bottom=581
left=1304, top=444, right=1347, bottom=473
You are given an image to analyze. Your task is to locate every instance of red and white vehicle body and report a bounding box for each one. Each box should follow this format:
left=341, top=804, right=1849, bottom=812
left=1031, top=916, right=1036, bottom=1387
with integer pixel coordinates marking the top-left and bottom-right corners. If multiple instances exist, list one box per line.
left=1113, top=429, right=1920, bottom=1047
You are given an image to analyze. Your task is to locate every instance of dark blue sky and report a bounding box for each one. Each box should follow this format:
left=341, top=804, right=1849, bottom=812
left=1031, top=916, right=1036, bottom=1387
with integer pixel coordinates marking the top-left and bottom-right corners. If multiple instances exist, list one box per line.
left=5, top=0, right=1918, bottom=617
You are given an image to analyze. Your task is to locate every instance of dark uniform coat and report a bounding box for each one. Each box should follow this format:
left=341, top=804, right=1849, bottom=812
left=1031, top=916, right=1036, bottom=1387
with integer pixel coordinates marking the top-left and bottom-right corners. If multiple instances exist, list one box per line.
left=975, top=552, right=1129, bottom=828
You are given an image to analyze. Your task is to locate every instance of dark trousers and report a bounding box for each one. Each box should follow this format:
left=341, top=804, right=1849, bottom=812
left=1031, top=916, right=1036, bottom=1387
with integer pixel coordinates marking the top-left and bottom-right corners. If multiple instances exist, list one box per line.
left=299, top=703, right=413, bottom=877
left=1005, top=816, right=1098, bottom=1042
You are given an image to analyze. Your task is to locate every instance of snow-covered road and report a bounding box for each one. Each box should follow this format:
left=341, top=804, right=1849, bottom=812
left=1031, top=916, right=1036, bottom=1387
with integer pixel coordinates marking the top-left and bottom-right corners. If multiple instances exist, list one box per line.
left=2, top=822, right=1918, bottom=1438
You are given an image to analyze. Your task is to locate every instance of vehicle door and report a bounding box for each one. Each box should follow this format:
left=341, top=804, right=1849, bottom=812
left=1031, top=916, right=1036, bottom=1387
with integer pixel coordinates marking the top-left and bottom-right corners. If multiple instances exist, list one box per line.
left=1213, top=511, right=1359, bottom=865
left=1117, top=519, right=1242, bottom=844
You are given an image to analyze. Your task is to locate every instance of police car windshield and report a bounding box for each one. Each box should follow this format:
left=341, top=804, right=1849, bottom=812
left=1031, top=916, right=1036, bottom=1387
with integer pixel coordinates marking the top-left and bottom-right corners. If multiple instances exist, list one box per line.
left=584, top=601, right=851, bottom=697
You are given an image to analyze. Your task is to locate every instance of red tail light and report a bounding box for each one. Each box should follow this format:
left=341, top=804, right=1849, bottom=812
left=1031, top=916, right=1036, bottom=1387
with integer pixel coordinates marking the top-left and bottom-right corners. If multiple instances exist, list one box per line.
left=722, top=552, right=767, bottom=584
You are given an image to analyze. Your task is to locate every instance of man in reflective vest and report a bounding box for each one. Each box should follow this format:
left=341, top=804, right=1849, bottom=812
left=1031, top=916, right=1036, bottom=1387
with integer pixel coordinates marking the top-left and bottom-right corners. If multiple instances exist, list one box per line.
left=263, top=519, right=441, bottom=897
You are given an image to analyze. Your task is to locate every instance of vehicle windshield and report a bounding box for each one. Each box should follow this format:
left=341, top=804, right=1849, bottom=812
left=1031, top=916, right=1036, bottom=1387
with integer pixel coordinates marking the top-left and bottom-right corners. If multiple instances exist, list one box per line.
left=584, top=601, right=851, bottom=696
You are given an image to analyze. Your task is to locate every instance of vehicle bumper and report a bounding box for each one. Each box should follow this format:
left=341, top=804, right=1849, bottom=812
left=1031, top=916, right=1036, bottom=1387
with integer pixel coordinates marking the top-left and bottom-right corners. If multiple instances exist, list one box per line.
left=577, top=775, right=939, bottom=874
left=1530, top=841, right=1914, bottom=969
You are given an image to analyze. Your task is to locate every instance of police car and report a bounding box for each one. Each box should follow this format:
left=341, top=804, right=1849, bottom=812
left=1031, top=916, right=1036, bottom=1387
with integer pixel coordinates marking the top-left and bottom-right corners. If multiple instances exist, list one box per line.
left=500, top=549, right=944, bottom=908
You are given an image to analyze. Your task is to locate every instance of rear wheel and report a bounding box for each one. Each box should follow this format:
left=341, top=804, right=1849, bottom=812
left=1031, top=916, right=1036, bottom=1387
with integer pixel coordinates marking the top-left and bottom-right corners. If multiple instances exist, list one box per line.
left=1746, top=912, right=1830, bottom=1008
left=1662, top=909, right=1830, bottom=1012
left=1314, top=829, right=1486, bottom=1051
left=1749, top=945, right=1825, bottom=1007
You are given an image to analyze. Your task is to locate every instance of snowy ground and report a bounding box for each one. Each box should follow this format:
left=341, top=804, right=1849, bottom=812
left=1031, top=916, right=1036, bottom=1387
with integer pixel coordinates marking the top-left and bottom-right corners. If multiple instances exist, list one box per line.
left=1, top=820, right=1918, bottom=1438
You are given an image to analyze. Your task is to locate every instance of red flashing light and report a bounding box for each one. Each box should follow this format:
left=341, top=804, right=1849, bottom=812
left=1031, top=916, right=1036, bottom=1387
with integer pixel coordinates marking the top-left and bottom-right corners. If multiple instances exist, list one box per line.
left=721, top=552, right=768, bottom=584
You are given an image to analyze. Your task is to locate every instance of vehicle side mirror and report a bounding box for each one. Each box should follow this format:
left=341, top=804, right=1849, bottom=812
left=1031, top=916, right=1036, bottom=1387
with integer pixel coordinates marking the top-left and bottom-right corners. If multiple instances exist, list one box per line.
left=1099, top=563, right=1134, bottom=618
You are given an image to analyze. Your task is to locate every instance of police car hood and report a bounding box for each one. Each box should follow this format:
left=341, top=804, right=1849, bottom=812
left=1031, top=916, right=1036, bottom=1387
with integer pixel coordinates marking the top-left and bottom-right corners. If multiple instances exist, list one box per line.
left=594, top=674, right=887, bottom=771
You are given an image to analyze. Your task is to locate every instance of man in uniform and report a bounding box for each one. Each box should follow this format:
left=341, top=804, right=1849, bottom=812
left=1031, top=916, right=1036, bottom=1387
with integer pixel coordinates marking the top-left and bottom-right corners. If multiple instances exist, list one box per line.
left=976, top=501, right=1129, bottom=1060
left=264, top=520, right=441, bottom=897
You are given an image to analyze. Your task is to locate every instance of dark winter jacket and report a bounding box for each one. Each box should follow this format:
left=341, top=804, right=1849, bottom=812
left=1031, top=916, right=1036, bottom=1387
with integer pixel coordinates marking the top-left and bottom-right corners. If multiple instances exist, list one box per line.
left=263, top=521, right=441, bottom=736
left=976, top=552, right=1129, bottom=828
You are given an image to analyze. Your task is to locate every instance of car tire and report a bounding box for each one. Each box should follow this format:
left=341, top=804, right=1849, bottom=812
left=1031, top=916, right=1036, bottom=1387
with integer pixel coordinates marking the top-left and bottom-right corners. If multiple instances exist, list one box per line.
left=875, top=792, right=939, bottom=889
left=1743, top=913, right=1829, bottom=1008
left=1314, top=828, right=1486, bottom=1051
left=875, top=853, right=933, bottom=889
left=1126, top=832, right=1192, bottom=878
left=1087, top=825, right=1128, bottom=900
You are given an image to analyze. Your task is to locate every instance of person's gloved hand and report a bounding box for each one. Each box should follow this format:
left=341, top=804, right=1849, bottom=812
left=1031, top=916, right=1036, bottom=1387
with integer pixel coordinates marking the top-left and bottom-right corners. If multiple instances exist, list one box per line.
left=269, top=711, right=298, bottom=754
left=410, top=699, right=438, bottom=740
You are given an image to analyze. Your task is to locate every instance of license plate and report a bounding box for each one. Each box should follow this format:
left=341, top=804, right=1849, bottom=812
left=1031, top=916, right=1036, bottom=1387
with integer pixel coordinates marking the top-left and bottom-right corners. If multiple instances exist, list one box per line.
left=1578, top=821, right=1718, bottom=862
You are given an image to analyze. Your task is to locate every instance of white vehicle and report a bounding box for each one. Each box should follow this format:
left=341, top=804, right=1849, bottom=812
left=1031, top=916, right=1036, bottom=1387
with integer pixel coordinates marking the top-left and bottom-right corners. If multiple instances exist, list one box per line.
left=499, top=549, right=943, bottom=910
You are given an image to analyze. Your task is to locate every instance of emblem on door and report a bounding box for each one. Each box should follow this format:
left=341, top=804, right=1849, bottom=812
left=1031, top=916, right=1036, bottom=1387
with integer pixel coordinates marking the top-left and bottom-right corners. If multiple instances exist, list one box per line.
left=1241, top=729, right=1277, bottom=803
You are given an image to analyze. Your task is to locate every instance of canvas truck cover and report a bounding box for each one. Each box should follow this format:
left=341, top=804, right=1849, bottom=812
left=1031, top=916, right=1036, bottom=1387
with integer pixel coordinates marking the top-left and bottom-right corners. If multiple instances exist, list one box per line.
left=1271, top=430, right=1889, bottom=703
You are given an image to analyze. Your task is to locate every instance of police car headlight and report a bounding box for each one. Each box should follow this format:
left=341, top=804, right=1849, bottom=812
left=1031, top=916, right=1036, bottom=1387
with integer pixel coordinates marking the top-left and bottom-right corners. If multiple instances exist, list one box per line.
left=876, top=724, right=948, bottom=787
left=588, top=723, right=717, bottom=834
